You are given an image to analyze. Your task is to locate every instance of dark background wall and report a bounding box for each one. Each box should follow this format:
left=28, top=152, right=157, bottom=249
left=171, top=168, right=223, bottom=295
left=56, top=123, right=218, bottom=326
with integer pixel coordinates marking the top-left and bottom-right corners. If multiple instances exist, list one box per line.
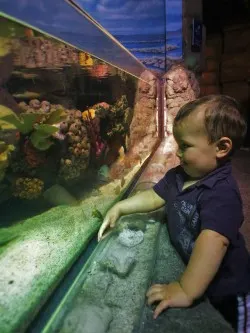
left=203, top=0, right=249, bottom=34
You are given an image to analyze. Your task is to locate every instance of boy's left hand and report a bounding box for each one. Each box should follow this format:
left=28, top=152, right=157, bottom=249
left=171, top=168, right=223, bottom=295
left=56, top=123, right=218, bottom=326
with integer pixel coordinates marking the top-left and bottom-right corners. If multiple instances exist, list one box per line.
left=146, top=282, right=193, bottom=319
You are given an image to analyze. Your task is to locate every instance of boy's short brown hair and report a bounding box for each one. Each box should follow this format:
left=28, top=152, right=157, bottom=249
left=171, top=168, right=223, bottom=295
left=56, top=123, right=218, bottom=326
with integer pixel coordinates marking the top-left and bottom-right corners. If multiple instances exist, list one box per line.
left=173, top=95, right=247, bottom=153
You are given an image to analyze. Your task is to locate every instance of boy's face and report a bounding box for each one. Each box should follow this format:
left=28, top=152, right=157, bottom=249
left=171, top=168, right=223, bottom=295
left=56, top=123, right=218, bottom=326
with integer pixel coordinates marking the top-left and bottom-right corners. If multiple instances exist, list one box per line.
left=173, top=109, right=218, bottom=179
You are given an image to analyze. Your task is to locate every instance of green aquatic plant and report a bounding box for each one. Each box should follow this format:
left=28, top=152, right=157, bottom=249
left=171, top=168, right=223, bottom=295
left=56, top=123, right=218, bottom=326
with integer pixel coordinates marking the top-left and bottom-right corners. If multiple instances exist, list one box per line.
left=91, top=208, right=104, bottom=221
left=30, top=124, right=59, bottom=151
left=45, top=108, right=66, bottom=125
left=0, top=105, right=36, bottom=133
left=0, top=105, right=65, bottom=150
left=107, top=123, right=126, bottom=137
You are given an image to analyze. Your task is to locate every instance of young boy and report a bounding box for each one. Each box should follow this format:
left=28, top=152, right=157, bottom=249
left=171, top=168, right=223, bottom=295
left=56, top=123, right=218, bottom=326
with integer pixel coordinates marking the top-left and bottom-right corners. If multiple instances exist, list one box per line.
left=98, top=95, right=250, bottom=332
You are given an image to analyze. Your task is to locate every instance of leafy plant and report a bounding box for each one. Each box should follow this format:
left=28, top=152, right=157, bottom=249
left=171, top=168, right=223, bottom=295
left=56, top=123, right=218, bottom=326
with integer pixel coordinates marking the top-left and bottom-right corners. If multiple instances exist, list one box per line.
left=45, top=108, right=66, bottom=124
left=91, top=208, right=104, bottom=221
left=30, top=124, right=58, bottom=151
left=0, top=105, right=37, bottom=133
left=0, top=105, right=66, bottom=150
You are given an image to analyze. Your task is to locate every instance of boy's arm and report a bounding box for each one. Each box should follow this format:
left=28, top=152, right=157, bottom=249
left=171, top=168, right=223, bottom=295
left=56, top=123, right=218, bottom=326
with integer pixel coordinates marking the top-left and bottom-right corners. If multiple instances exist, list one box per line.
left=147, top=229, right=229, bottom=318
left=98, top=189, right=165, bottom=241
left=179, top=229, right=229, bottom=301
left=118, top=188, right=165, bottom=215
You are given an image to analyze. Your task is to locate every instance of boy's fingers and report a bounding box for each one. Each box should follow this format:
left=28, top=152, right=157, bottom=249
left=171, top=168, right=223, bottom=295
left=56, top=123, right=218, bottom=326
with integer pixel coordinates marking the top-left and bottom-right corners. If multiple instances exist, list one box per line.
left=100, top=229, right=112, bottom=241
left=146, top=284, right=162, bottom=297
left=153, top=300, right=170, bottom=319
left=98, top=219, right=109, bottom=242
left=110, top=218, right=116, bottom=228
left=147, top=292, right=163, bottom=305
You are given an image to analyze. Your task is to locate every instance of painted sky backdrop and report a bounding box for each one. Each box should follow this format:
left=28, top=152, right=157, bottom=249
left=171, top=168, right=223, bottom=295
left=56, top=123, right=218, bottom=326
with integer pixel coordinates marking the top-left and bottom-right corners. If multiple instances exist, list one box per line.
left=74, top=0, right=183, bottom=73
left=0, top=0, right=182, bottom=75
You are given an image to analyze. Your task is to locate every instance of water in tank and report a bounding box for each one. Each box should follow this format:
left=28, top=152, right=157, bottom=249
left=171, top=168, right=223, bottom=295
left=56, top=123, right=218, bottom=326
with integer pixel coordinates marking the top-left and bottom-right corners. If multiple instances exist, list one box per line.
left=0, top=15, right=159, bottom=332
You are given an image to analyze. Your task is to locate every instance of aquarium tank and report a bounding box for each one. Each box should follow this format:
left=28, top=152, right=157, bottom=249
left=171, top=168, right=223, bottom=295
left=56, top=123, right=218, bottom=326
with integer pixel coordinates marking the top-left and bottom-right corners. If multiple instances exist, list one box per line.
left=0, top=3, right=234, bottom=333
left=0, top=12, right=160, bottom=333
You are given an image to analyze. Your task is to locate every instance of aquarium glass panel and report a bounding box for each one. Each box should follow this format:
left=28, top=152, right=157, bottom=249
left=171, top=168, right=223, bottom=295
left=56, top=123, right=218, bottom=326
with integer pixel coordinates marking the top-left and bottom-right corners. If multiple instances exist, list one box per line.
left=71, top=0, right=167, bottom=74
left=0, top=16, right=158, bottom=332
left=0, top=0, right=146, bottom=78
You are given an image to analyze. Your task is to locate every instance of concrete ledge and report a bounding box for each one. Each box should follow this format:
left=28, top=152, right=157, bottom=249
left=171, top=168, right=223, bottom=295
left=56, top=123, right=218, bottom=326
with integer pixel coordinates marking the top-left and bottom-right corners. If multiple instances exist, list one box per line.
left=43, top=214, right=234, bottom=333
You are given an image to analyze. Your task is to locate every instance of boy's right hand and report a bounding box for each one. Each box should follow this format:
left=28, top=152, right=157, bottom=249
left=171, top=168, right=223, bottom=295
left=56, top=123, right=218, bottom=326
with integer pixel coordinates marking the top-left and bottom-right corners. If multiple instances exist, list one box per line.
left=97, top=204, right=121, bottom=242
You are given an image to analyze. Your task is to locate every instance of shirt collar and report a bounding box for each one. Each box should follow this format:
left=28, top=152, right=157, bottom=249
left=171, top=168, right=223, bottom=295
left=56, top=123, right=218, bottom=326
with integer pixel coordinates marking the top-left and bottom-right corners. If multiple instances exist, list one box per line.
left=176, top=161, right=232, bottom=191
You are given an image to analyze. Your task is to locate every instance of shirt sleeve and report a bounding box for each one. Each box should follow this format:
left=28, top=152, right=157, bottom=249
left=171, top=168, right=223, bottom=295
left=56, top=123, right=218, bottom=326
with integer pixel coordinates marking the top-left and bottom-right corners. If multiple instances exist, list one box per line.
left=199, top=184, right=244, bottom=242
left=153, top=167, right=176, bottom=201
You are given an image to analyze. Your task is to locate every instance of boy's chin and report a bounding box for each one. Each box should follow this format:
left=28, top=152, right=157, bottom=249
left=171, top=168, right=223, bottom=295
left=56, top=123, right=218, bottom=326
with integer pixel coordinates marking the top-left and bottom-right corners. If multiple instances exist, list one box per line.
left=181, top=164, right=203, bottom=179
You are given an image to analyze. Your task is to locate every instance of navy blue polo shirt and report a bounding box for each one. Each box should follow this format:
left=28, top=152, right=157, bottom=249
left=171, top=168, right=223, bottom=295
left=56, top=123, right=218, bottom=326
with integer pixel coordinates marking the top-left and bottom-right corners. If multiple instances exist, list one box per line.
left=153, top=161, right=250, bottom=301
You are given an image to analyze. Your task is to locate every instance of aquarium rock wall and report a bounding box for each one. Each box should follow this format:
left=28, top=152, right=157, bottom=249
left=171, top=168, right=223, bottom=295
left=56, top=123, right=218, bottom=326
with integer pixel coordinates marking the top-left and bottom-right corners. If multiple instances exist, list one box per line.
left=107, top=70, right=158, bottom=180
left=161, top=64, right=200, bottom=169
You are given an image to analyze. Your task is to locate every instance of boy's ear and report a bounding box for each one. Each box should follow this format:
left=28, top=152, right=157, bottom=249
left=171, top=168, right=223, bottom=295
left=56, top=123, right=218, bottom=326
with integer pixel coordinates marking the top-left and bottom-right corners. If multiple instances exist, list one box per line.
left=216, top=137, right=232, bottom=158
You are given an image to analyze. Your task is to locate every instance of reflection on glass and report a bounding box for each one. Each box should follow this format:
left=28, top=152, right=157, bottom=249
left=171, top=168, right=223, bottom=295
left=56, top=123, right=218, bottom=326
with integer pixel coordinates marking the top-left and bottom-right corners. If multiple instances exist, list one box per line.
left=0, top=0, right=147, bottom=79
left=0, top=15, right=158, bottom=333
left=0, top=16, right=159, bottom=229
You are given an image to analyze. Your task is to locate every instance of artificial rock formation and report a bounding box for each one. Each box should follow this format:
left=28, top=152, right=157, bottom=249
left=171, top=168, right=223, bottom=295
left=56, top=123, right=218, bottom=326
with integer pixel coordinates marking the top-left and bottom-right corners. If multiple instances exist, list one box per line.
left=100, top=242, right=136, bottom=278
left=128, top=70, right=158, bottom=157
left=165, top=64, right=200, bottom=136
left=118, top=229, right=144, bottom=248
left=62, top=304, right=113, bottom=333
left=141, top=65, right=201, bottom=177
left=130, top=65, right=200, bottom=184
left=108, top=70, right=158, bottom=180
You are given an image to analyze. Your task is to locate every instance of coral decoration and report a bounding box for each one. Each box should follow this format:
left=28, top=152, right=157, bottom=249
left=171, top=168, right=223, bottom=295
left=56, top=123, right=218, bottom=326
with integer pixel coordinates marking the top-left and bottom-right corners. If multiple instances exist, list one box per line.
left=82, top=108, right=95, bottom=120
left=24, top=28, right=34, bottom=38
left=82, top=109, right=106, bottom=159
left=59, top=109, right=90, bottom=181
left=12, top=37, right=79, bottom=68
left=90, top=64, right=110, bottom=78
left=94, top=102, right=111, bottom=119
left=23, top=140, right=45, bottom=168
left=96, top=95, right=131, bottom=140
left=0, top=37, right=12, bottom=57
left=79, top=52, right=93, bottom=66
left=13, top=177, right=44, bottom=199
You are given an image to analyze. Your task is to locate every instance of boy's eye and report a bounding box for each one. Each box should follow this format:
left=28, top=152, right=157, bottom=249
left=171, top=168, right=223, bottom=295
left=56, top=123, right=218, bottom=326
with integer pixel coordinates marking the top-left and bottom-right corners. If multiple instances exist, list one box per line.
left=180, top=144, right=190, bottom=150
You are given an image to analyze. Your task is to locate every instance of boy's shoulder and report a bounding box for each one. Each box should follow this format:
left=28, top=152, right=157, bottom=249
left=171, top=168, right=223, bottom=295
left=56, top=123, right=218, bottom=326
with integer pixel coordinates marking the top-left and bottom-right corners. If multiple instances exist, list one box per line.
left=199, top=171, right=242, bottom=209
left=198, top=161, right=235, bottom=189
left=164, top=165, right=183, bottom=178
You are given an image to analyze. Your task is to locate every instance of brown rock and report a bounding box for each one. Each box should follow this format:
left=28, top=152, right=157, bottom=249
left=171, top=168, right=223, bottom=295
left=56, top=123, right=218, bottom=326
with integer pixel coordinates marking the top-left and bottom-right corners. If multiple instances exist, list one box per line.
left=164, top=65, right=200, bottom=135
left=128, top=70, right=157, bottom=155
